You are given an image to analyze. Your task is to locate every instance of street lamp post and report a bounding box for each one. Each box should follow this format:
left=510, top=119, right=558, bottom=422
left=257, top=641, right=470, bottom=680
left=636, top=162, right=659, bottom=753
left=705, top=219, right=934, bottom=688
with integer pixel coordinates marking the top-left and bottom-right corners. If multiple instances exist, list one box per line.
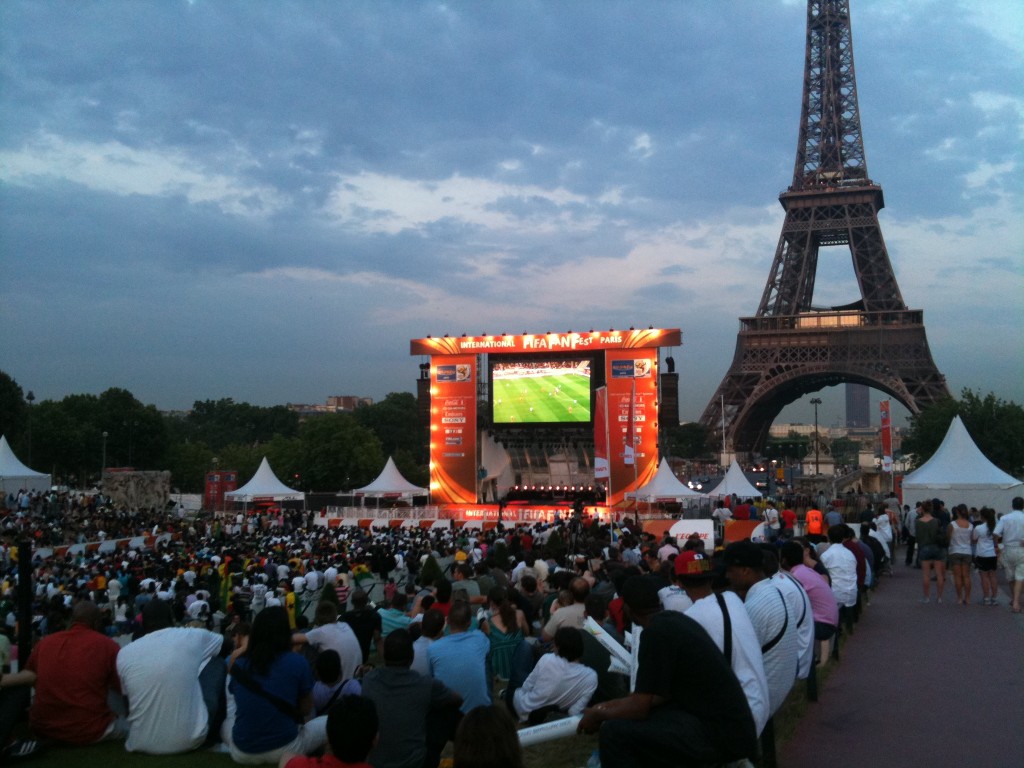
left=810, top=397, right=822, bottom=476
left=26, top=391, right=35, bottom=464
left=101, top=431, right=108, bottom=476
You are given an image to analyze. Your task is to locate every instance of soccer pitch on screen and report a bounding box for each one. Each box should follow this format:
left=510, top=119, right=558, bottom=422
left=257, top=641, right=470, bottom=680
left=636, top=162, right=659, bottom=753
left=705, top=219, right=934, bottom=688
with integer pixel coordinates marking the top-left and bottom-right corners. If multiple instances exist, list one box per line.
left=492, top=365, right=592, bottom=424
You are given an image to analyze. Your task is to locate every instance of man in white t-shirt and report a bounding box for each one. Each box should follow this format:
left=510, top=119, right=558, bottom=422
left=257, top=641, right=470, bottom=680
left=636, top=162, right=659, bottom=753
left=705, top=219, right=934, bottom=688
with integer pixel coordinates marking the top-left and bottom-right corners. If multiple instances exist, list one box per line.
left=293, top=601, right=363, bottom=681
left=994, top=496, right=1024, bottom=613
left=676, top=550, right=769, bottom=736
left=117, top=601, right=225, bottom=754
left=712, top=503, right=733, bottom=523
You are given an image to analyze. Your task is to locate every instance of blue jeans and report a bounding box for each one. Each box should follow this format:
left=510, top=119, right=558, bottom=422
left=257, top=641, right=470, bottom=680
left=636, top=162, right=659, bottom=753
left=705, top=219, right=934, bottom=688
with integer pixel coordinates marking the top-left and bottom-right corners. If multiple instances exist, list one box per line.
left=199, top=656, right=227, bottom=743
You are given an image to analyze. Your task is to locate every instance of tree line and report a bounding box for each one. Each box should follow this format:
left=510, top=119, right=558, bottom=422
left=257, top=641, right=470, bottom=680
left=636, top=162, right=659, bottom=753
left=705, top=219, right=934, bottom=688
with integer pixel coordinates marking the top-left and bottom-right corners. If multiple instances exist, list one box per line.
left=2, top=370, right=1021, bottom=494
left=0, top=371, right=427, bottom=494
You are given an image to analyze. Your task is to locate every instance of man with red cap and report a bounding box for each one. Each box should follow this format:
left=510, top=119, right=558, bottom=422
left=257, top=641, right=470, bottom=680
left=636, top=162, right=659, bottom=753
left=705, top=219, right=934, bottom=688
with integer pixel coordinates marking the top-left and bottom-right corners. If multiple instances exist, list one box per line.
left=674, top=550, right=769, bottom=737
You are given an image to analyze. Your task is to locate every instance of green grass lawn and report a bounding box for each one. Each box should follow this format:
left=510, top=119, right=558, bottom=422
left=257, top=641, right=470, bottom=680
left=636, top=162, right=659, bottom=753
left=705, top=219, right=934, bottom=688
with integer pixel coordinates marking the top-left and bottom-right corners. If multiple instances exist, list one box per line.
left=492, top=373, right=591, bottom=424
left=24, top=735, right=597, bottom=768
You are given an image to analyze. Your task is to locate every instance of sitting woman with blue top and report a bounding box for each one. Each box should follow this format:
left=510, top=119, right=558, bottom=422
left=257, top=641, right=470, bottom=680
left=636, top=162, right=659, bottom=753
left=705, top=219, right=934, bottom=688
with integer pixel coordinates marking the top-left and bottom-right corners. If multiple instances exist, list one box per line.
left=225, top=606, right=328, bottom=764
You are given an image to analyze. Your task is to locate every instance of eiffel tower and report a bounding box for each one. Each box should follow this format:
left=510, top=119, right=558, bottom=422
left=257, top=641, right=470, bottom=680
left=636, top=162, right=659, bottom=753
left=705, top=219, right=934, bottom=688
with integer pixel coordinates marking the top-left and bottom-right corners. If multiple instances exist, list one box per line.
left=701, top=0, right=949, bottom=457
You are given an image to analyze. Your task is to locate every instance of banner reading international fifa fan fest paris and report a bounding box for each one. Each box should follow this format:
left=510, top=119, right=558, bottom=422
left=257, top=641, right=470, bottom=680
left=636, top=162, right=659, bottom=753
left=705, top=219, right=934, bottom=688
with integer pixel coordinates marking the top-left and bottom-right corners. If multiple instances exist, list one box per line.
left=411, top=329, right=678, bottom=506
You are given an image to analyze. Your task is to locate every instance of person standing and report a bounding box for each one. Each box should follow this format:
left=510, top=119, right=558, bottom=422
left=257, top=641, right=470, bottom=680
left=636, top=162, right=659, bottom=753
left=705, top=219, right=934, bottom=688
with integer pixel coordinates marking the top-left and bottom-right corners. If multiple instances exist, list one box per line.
left=903, top=503, right=919, bottom=567
left=972, top=507, right=999, bottom=605
left=994, top=496, right=1024, bottom=613
left=915, top=500, right=947, bottom=603
left=947, top=505, right=974, bottom=606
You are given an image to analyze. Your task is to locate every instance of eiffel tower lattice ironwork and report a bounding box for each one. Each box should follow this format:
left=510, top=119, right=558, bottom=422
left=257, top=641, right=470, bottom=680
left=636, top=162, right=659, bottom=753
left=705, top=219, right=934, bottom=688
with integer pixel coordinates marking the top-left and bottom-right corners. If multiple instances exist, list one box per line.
left=700, top=0, right=949, bottom=457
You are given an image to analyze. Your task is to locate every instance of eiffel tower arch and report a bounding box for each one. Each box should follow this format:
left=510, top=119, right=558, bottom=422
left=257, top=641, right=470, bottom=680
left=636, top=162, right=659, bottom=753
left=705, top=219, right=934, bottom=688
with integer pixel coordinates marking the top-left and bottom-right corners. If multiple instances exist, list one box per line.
left=701, top=0, right=949, bottom=457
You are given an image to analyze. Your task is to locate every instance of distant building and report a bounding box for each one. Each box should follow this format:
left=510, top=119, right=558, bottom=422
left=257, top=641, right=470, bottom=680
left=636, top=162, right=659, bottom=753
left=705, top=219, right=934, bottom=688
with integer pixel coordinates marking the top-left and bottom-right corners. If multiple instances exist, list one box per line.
left=845, top=383, right=870, bottom=428
left=287, top=395, right=373, bottom=416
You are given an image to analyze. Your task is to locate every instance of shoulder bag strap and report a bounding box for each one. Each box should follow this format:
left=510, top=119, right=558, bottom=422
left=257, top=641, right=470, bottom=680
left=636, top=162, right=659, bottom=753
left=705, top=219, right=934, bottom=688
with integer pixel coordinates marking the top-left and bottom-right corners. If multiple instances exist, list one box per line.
left=316, top=679, right=349, bottom=717
left=714, top=592, right=733, bottom=665
left=783, top=572, right=809, bottom=627
left=229, top=663, right=305, bottom=724
left=760, top=587, right=789, bottom=654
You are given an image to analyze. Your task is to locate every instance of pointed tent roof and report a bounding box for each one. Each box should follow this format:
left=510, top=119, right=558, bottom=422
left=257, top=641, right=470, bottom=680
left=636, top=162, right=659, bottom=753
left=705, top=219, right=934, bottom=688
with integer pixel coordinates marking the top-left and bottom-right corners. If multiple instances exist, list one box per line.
left=349, top=456, right=427, bottom=497
left=225, top=457, right=303, bottom=501
left=903, top=416, right=1023, bottom=489
left=702, top=461, right=762, bottom=499
left=626, top=458, right=703, bottom=501
left=0, top=434, right=51, bottom=493
left=0, top=435, right=45, bottom=477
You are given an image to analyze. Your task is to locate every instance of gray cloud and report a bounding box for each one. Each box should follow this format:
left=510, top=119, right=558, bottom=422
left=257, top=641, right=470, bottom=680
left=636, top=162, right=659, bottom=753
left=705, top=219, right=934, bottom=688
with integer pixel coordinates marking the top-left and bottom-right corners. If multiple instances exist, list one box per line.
left=1, top=0, right=1021, bottom=424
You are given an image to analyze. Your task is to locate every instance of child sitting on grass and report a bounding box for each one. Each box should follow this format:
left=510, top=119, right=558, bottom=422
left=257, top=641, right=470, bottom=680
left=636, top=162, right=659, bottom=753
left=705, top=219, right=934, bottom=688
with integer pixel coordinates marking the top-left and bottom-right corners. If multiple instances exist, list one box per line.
left=312, top=650, right=361, bottom=718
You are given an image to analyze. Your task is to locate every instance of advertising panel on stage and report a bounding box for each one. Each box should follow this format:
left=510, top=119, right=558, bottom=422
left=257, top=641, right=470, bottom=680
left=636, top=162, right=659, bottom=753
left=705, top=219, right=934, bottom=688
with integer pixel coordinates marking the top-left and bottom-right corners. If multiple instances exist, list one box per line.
left=605, top=349, right=658, bottom=505
left=430, top=355, right=478, bottom=504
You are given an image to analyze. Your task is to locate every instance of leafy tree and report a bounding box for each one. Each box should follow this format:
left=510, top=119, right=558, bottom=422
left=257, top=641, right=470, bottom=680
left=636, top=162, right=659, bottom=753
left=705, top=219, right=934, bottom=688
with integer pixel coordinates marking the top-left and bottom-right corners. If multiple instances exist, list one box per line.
left=903, top=389, right=1024, bottom=476
left=664, top=422, right=713, bottom=459
left=183, top=399, right=299, bottom=452
left=764, top=433, right=809, bottom=463
left=293, top=413, right=385, bottom=492
left=829, top=437, right=860, bottom=468
left=0, top=371, right=27, bottom=446
left=164, top=441, right=216, bottom=493
left=353, top=392, right=427, bottom=464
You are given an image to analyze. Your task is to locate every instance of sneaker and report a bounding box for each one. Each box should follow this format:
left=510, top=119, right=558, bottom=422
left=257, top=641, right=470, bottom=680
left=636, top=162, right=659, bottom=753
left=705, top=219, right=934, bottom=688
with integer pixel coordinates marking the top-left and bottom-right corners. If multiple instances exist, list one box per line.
left=919, top=598, right=929, bottom=603
left=936, top=597, right=943, bottom=604
left=2, top=738, right=43, bottom=760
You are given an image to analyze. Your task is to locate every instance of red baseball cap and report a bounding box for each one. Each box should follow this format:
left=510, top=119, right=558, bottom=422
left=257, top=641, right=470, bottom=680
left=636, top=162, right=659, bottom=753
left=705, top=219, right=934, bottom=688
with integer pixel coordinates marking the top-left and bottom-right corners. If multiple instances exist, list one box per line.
left=674, top=550, right=711, bottom=576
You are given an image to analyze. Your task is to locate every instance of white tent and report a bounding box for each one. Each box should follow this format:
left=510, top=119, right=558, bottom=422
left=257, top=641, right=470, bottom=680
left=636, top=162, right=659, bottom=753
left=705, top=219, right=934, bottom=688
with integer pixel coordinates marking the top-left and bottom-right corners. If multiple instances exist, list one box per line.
left=225, top=457, right=304, bottom=502
left=702, top=461, right=762, bottom=500
left=626, top=458, right=703, bottom=502
left=0, top=435, right=51, bottom=495
left=902, top=416, right=1024, bottom=512
left=347, top=456, right=427, bottom=499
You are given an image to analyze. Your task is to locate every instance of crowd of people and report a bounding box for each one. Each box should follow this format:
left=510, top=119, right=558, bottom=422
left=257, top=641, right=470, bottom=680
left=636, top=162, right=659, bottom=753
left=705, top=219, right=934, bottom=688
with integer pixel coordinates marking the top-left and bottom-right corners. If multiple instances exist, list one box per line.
left=0, top=489, right=1021, bottom=767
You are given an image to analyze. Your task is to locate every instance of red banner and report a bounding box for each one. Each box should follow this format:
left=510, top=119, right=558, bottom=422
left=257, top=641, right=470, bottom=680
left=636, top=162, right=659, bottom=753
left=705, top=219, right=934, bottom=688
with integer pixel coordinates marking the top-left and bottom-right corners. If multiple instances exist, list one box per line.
left=594, top=386, right=609, bottom=481
left=429, top=356, right=478, bottom=503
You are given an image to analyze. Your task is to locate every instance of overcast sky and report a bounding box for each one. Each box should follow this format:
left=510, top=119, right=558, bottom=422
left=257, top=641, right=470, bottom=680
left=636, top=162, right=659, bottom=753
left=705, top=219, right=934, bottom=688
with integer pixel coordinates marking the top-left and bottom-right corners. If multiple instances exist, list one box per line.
left=1, top=0, right=1022, bottom=430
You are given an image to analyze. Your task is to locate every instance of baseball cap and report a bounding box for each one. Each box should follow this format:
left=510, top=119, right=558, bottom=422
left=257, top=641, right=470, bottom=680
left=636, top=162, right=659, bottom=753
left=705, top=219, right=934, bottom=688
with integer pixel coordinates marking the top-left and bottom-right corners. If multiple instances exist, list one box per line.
left=674, top=550, right=711, bottom=577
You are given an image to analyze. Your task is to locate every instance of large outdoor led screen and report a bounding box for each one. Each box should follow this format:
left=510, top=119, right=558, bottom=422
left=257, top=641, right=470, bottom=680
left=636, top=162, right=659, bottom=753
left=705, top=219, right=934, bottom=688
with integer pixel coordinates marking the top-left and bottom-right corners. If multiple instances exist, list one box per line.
left=491, top=358, right=593, bottom=424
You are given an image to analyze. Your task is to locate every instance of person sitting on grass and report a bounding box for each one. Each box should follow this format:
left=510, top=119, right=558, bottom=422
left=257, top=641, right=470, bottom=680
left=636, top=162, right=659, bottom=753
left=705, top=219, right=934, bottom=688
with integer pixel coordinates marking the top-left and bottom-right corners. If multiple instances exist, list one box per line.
left=279, top=694, right=379, bottom=768
left=311, top=650, right=361, bottom=718
left=0, top=601, right=124, bottom=748
left=512, top=627, right=597, bottom=724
